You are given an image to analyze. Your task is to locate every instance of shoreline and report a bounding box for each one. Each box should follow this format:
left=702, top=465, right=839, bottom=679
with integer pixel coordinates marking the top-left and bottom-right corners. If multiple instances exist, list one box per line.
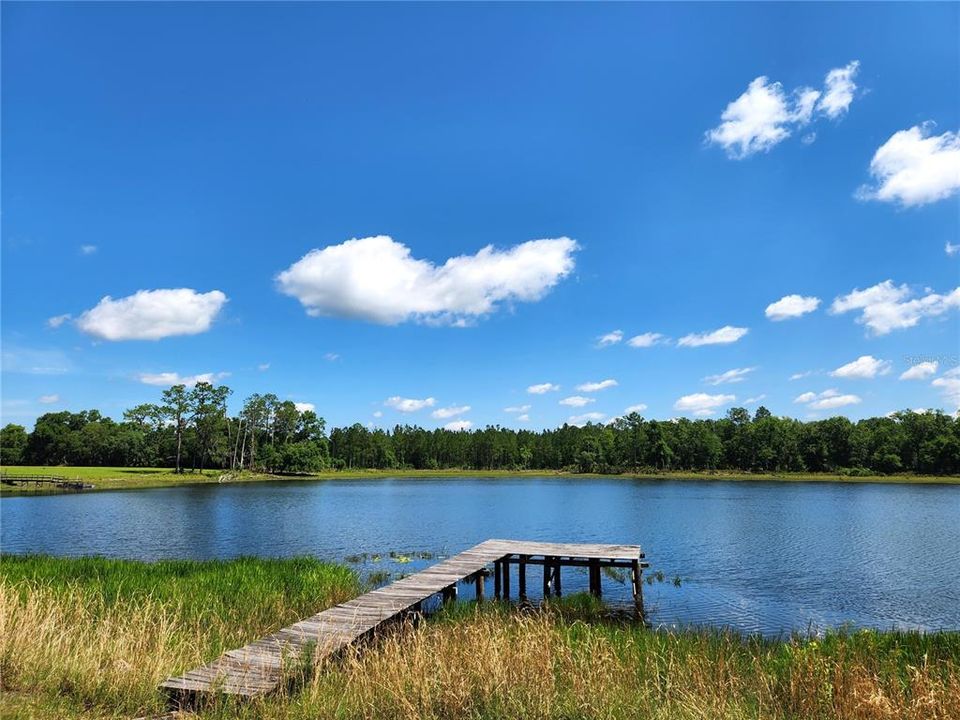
left=2, top=464, right=959, bottom=495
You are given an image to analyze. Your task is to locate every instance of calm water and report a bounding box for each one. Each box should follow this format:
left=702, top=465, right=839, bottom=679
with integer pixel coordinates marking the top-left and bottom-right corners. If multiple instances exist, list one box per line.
left=2, top=477, right=959, bottom=635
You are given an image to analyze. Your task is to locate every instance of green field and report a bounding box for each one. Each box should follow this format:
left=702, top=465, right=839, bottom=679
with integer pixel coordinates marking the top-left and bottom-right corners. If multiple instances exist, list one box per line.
left=2, top=464, right=958, bottom=496
left=1, top=555, right=957, bottom=720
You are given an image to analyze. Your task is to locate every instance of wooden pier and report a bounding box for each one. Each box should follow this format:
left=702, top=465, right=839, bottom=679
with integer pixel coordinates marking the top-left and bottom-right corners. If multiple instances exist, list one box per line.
left=161, top=538, right=647, bottom=703
left=0, top=474, right=92, bottom=491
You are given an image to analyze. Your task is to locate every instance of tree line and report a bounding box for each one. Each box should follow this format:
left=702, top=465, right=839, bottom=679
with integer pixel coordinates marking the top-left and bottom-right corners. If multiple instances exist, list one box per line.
left=1, top=382, right=958, bottom=475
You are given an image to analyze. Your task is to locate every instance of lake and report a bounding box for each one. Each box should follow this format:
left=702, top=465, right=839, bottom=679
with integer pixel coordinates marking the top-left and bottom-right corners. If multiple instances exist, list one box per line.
left=2, top=476, right=958, bottom=635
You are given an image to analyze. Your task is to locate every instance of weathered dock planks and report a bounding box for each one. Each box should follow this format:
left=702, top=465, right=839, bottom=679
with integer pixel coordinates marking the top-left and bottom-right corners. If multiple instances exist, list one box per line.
left=161, top=538, right=646, bottom=703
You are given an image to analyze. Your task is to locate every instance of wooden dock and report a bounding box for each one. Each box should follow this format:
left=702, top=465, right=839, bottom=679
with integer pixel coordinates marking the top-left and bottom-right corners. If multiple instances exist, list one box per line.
left=161, top=538, right=647, bottom=703
left=0, top=474, right=92, bottom=491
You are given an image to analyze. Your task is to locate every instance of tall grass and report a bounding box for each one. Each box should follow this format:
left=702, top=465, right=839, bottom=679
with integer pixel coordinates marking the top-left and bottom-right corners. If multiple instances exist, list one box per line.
left=0, top=555, right=359, bottom=718
left=1, top=556, right=958, bottom=719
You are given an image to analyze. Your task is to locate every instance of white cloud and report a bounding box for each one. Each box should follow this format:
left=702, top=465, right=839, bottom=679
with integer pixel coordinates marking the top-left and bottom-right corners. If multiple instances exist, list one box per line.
left=504, top=405, right=530, bottom=413
left=567, top=412, right=605, bottom=427
left=47, top=314, right=72, bottom=329
left=527, top=382, right=559, bottom=394
left=947, top=242, right=960, bottom=257
left=857, top=124, right=960, bottom=206
left=257, top=363, right=270, bottom=371
left=624, top=403, right=648, bottom=414
left=703, top=367, right=756, bottom=385
left=576, top=379, right=618, bottom=392
left=673, top=392, right=736, bottom=416
left=516, top=413, right=530, bottom=422
left=932, top=375, right=960, bottom=410
left=678, top=326, right=748, bottom=347
left=1, top=346, right=71, bottom=375
left=596, top=330, right=623, bottom=347
left=276, top=235, right=578, bottom=326
left=794, top=388, right=860, bottom=410
left=831, top=280, right=960, bottom=335
left=744, top=394, right=767, bottom=405
left=790, top=371, right=814, bottom=381
left=432, top=405, right=471, bottom=419
left=372, top=410, right=383, bottom=418
left=80, top=244, right=98, bottom=255
left=817, top=61, right=859, bottom=119
left=765, top=294, right=821, bottom=321
left=38, top=394, right=60, bottom=404
left=830, top=355, right=891, bottom=380
left=294, top=402, right=315, bottom=413
left=323, top=352, right=340, bottom=362
left=900, top=361, right=938, bottom=381
left=560, top=395, right=595, bottom=408
left=77, top=288, right=227, bottom=341
left=384, top=396, right=436, bottom=413
left=706, top=62, right=858, bottom=159
left=810, top=394, right=861, bottom=410
left=627, top=332, right=666, bottom=348
left=445, top=420, right=473, bottom=431
left=138, top=371, right=229, bottom=387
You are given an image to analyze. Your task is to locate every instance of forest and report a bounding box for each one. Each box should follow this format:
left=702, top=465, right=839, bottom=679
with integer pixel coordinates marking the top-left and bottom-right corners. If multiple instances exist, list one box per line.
left=1, top=382, right=958, bottom=476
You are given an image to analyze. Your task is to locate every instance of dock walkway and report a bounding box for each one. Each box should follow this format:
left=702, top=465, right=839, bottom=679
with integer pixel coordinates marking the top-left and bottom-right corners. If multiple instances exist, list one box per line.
left=161, top=538, right=647, bottom=702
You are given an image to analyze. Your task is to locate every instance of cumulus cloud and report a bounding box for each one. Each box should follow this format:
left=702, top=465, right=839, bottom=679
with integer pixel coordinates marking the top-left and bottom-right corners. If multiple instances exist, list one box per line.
left=576, top=379, right=617, bottom=392
left=900, top=361, right=938, bottom=381
left=47, top=314, right=72, bottom=329
left=504, top=404, right=530, bottom=413
left=795, top=388, right=861, bottom=410
left=830, top=355, right=891, bottom=379
left=703, top=367, right=756, bottom=385
left=596, top=330, right=623, bottom=347
left=817, top=61, right=859, bottom=119
left=673, top=392, right=736, bottom=416
left=276, top=235, right=578, bottom=326
left=567, top=412, right=605, bottom=427
left=706, top=62, right=858, bottom=159
left=765, top=294, right=821, bottom=321
left=744, top=394, right=767, bottom=405
left=432, top=405, right=471, bottom=419
left=627, top=332, right=666, bottom=348
left=445, top=420, right=473, bottom=431
left=80, top=244, right=98, bottom=255
left=516, top=413, right=530, bottom=422
left=560, top=395, right=595, bottom=408
left=790, top=370, right=814, bottom=381
left=527, top=383, right=559, bottom=394
left=932, top=374, right=960, bottom=410
left=384, top=396, right=435, bottom=412
left=624, top=403, right=648, bottom=414
left=373, top=410, right=383, bottom=418
left=294, top=402, right=315, bottom=413
left=138, top=371, right=230, bottom=387
left=947, top=242, right=960, bottom=257
left=857, top=124, right=960, bottom=206
left=38, top=394, right=60, bottom=404
left=77, top=289, right=227, bottom=341
left=678, top=326, right=748, bottom=347
left=830, top=280, right=960, bottom=335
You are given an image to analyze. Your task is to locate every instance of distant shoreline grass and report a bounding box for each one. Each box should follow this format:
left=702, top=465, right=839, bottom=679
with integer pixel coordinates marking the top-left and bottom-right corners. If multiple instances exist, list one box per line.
left=2, top=464, right=958, bottom=495
left=1, top=555, right=958, bottom=719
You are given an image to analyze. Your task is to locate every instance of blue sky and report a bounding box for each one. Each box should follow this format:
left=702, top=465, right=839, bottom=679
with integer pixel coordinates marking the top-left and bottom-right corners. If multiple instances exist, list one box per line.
left=2, top=2, right=959, bottom=431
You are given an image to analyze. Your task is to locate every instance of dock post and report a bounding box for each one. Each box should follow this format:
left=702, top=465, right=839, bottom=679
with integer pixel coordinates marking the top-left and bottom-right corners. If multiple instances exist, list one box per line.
left=554, top=558, right=562, bottom=597
left=502, top=556, right=511, bottom=600
left=494, top=560, right=502, bottom=600
left=442, top=585, right=457, bottom=604
left=588, top=559, right=602, bottom=598
left=518, top=555, right=528, bottom=601
left=475, top=572, right=485, bottom=602
left=543, top=556, right=553, bottom=598
left=631, top=559, right=645, bottom=620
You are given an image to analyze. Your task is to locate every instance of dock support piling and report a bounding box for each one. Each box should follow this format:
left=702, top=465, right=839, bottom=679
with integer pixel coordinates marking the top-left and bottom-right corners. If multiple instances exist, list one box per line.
left=475, top=572, right=485, bottom=602
left=542, top=556, right=553, bottom=598
left=588, top=559, right=602, bottom=598
left=554, top=558, right=562, bottom=597
left=518, top=555, right=528, bottom=601
left=631, top=559, right=645, bottom=620
left=494, top=560, right=502, bottom=600
left=502, top=556, right=511, bottom=600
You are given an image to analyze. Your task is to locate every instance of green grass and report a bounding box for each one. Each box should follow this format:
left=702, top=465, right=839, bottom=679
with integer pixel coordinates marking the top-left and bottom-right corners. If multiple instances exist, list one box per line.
left=1, top=556, right=958, bottom=719
left=3, top=464, right=957, bottom=496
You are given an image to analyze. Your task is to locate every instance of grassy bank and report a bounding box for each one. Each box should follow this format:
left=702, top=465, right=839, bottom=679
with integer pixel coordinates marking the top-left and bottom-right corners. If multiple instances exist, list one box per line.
left=1, top=556, right=958, bottom=719
left=2, top=464, right=958, bottom=495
